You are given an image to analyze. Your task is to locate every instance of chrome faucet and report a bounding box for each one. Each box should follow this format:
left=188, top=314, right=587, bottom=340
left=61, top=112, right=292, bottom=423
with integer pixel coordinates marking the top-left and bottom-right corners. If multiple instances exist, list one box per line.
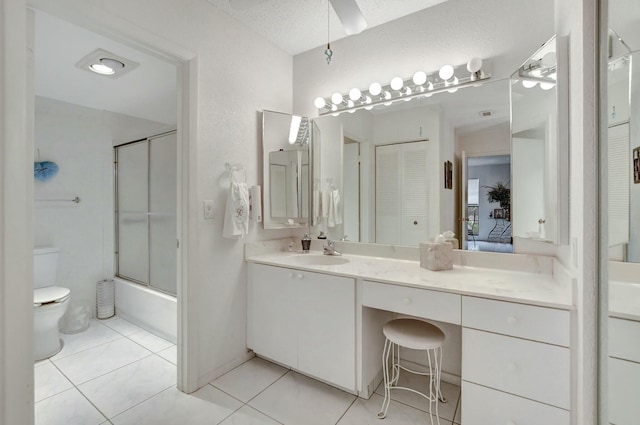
left=323, top=240, right=341, bottom=256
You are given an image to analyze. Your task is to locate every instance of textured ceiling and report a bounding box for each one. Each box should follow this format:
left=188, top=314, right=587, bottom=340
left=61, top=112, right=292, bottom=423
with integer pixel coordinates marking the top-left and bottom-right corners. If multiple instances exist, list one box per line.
left=206, top=0, right=449, bottom=55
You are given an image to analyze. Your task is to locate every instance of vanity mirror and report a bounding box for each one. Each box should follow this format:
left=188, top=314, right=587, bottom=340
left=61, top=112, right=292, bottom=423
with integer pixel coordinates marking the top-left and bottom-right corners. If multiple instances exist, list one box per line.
left=510, top=35, right=569, bottom=245
left=601, top=0, right=640, bottom=422
left=313, top=79, right=513, bottom=248
left=262, top=110, right=311, bottom=229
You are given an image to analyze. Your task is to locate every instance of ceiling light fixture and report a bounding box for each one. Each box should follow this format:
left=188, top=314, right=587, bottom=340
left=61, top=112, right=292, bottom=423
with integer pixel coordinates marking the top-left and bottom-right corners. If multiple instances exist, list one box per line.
left=76, top=48, right=139, bottom=79
left=325, top=0, right=333, bottom=64
left=314, top=58, right=490, bottom=115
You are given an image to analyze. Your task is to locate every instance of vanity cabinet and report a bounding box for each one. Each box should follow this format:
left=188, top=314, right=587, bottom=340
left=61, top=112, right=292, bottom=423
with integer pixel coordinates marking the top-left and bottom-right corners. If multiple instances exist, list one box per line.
left=247, top=263, right=356, bottom=391
left=461, top=296, right=571, bottom=424
left=608, top=317, right=640, bottom=425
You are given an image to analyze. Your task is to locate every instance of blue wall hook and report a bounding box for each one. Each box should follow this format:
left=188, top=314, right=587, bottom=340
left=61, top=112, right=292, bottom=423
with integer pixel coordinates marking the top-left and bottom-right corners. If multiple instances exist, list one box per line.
left=34, top=161, right=59, bottom=182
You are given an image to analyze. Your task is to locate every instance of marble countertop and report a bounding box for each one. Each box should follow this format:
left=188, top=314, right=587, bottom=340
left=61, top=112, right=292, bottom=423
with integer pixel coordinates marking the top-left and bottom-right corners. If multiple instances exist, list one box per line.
left=610, top=280, right=640, bottom=321
left=246, top=251, right=574, bottom=310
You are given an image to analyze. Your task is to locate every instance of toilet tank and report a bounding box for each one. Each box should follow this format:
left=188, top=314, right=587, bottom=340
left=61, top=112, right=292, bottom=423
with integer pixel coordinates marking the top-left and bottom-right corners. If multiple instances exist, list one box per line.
left=33, top=247, right=59, bottom=289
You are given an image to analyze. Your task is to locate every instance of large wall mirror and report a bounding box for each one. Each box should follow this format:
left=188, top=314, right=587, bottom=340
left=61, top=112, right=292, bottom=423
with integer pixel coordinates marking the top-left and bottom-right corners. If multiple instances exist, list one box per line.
left=602, top=0, right=640, bottom=423
left=262, top=110, right=311, bottom=229
left=510, top=36, right=569, bottom=245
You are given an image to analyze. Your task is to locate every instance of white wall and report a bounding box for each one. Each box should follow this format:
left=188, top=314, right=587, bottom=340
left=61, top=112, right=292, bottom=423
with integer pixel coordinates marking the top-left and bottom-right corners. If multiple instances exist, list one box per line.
left=34, top=96, right=170, bottom=316
left=30, top=0, right=295, bottom=392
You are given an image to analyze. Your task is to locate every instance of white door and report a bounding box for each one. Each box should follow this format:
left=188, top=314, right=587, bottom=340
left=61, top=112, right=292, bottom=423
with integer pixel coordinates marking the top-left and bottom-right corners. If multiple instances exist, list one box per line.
left=375, top=141, right=428, bottom=245
left=343, top=141, right=360, bottom=241
left=461, top=151, right=468, bottom=249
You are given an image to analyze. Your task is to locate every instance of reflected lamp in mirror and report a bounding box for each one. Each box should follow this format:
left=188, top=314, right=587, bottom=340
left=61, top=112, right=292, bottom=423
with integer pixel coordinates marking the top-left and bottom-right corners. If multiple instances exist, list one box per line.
left=314, top=57, right=490, bottom=116
left=510, top=35, right=569, bottom=245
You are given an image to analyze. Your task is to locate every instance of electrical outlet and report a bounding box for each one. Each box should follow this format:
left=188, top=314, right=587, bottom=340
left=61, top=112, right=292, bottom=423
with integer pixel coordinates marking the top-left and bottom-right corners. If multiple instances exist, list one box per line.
left=203, top=200, right=214, bottom=219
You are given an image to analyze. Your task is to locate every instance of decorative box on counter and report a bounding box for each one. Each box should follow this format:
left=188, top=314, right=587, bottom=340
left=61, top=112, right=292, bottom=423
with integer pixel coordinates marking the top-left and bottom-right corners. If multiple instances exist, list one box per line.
left=420, top=240, right=453, bottom=271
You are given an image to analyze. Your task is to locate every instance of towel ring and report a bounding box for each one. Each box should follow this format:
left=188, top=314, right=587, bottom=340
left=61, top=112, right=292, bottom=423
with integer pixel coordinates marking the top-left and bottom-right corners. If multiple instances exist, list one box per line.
left=225, top=162, right=246, bottom=183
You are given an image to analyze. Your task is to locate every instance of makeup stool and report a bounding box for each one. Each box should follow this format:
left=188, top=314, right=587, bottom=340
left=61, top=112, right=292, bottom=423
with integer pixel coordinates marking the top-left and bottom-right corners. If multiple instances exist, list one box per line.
left=377, top=318, right=446, bottom=424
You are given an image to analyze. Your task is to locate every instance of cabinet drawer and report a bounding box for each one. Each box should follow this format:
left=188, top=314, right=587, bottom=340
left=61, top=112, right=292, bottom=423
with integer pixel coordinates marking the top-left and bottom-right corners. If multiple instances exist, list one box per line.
left=462, top=328, right=570, bottom=409
left=462, top=381, right=569, bottom=425
left=462, top=297, right=570, bottom=346
left=609, top=357, right=640, bottom=425
left=609, top=317, right=640, bottom=362
left=362, top=280, right=461, bottom=324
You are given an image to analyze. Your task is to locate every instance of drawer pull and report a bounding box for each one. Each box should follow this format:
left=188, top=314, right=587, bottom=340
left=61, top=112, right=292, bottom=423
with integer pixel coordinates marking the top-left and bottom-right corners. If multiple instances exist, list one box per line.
left=401, top=297, right=412, bottom=305
left=506, top=316, right=517, bottom=324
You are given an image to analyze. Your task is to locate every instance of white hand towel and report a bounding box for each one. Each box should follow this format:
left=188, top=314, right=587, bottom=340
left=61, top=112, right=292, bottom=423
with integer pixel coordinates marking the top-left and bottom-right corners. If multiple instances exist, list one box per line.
left=328, top=189, right=342, bottom=228
left=332, top=189, right=342, bottom=225
left=321, top=190, right=330, bottom=218
left=223, top=182, right=249, bottom=239
left=249, top=185, right=262, bottom=223
left=312, top=190, right=320, bottom=225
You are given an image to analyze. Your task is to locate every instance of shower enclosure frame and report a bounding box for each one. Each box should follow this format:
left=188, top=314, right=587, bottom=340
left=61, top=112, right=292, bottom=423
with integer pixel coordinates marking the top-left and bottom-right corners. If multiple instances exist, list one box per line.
left=114, top=130, right=178, bottom=297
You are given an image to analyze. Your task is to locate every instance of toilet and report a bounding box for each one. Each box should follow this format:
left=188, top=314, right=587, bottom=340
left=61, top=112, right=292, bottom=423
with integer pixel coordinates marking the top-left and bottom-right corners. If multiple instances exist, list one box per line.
left=33, top=247, right=71, bottom=360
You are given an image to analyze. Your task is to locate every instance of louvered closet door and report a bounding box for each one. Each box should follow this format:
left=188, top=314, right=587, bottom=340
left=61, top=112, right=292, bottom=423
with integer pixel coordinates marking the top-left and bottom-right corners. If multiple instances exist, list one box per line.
left=375, top=141, right=428, bottom=245
left=608, top=122, right=629, bottom=247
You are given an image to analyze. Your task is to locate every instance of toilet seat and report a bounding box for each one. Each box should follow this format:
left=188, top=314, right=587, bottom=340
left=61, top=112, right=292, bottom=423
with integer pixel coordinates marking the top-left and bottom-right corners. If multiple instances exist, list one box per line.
left=34, top=286, right=70, bottom=307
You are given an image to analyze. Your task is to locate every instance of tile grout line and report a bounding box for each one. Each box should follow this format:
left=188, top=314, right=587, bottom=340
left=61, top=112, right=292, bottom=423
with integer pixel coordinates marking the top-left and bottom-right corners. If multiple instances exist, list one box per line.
left=108, top=385, right=177, bottom=423
left=333, top=396, right=358, bottom=425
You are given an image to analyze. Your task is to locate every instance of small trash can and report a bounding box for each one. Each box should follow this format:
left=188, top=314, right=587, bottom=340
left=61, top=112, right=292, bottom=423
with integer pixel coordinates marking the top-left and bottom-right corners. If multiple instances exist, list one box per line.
left=96, top=278, right=115, bottom=319
left=61, top=299, right=91, bottom=334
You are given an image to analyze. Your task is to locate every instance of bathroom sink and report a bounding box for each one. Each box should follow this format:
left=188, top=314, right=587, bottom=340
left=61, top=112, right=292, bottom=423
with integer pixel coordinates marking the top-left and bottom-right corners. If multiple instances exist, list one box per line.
left=293, top=254, right=350, bottom=266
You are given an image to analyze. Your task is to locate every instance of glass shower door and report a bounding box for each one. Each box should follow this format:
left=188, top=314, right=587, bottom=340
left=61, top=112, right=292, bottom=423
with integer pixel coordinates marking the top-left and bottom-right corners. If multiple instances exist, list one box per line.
left=117, top=142, right=149, bottom=284
left=116, top=131, right=177, bottom=295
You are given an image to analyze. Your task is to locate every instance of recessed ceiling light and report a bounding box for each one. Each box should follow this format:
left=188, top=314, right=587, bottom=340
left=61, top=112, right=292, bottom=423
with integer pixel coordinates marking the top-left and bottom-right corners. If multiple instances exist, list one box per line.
left=76, top=48, right=139, bottom=79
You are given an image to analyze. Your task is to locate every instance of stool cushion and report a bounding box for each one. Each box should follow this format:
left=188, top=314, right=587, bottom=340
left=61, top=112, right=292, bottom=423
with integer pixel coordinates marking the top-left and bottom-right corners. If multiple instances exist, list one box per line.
left=383, top=318, right=445, bottom=350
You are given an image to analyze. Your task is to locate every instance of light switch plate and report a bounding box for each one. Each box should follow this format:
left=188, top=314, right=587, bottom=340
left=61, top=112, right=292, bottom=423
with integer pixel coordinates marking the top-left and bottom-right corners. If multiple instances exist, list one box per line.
left=203, top=200, right=214, bottom=219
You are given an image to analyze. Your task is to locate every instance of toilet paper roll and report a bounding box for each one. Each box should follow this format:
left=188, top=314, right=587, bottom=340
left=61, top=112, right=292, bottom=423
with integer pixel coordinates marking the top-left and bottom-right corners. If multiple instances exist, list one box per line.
left=249, top=185, right=262, bottom=222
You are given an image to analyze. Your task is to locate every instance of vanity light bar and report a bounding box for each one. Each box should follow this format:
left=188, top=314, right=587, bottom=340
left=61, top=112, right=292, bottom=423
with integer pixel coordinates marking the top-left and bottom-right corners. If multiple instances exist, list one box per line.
left=314, top=58, right=490, bottom=116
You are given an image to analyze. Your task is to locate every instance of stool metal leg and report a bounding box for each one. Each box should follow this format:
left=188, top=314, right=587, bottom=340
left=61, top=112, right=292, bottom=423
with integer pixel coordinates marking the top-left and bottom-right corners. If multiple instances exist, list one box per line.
left=377, top=338, right=392, bottom=419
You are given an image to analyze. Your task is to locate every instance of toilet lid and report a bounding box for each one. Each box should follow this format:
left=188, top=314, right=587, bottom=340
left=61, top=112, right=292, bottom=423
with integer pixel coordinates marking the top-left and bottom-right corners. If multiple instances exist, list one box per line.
left=34, top=286, right=70, bottom=306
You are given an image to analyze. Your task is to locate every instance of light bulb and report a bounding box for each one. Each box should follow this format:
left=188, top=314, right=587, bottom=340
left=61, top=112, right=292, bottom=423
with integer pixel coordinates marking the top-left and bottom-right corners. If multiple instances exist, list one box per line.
left=542, top=51, right=556, bottom=67
left=364, top=96, right=372, bottom=104
left=383, top=91, right=391, bottom=100
left=439, top=64, right=454, bottom=81
left=349, top=88, right=362, bottom=101
left=522, top=80, right=537, bottom=88
left=427, top=81, right=434, bottom=90
left=540, top=82, right=555, bottom=90
left=390, top=77, right=404, bottom=91
left=347, top=100, right=355, bottom=108
left=314, top=97, right=326, bottom=109
left=331, top=92, right=343, bottom=104
left=404, top=87, right=412, bottom=96
left=331, top=104, right=338, bottom=111
left=369, top=82, right=382, bottom=96
left=467, top=57, right=483, bottom=73
left=412, top=71, right=427, bottom=86
left=89, top=63, right=115, bottom=75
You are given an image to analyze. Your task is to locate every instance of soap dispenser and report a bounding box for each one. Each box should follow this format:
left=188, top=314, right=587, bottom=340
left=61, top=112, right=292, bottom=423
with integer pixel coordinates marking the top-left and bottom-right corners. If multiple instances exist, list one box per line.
left=301, top=233, right=311, bottom=253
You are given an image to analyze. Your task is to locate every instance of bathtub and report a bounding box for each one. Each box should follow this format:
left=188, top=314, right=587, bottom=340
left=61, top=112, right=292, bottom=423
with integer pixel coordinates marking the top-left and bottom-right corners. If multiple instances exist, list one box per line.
left=113, top=278, right=177, bottom=343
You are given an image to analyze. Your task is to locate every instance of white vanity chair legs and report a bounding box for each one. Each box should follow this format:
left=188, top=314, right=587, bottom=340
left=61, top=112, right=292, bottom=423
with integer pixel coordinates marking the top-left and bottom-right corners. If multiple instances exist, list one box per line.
left=377, top=318, right=446, bottom=424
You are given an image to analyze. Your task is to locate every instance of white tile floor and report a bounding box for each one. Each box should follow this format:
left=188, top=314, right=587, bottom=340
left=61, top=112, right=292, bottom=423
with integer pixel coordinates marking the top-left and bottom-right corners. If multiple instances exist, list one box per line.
left=35, top=316, right=461, bottom=425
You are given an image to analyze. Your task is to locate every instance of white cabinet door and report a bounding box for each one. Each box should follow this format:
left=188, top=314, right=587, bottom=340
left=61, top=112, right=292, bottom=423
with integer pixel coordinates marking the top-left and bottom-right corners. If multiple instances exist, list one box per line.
left=297, top=270, right=356, bottom=391
left=247, top=263, right=298, bottom=367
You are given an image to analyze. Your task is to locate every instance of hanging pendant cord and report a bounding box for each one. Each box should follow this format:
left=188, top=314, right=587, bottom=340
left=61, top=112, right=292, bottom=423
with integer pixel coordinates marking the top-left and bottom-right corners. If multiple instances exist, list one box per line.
left=325, top=0, right=333, bottom=64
